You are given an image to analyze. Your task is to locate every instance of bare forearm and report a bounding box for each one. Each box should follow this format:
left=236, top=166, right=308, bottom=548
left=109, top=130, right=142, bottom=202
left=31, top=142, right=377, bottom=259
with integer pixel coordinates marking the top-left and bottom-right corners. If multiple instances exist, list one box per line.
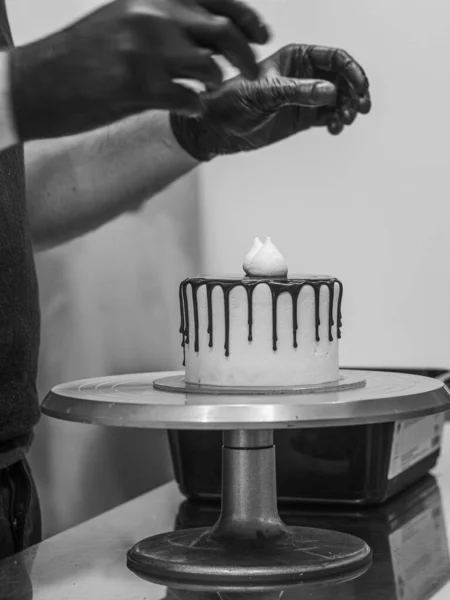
left=25, top=111, right=199, bottom=251
left=0, top=52, right=19, bottom=150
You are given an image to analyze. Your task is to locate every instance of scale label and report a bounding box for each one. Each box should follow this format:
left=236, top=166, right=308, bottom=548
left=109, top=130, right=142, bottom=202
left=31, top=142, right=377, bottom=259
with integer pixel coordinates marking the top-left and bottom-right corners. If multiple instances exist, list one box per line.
left=388, top=413, right=445, bottom=480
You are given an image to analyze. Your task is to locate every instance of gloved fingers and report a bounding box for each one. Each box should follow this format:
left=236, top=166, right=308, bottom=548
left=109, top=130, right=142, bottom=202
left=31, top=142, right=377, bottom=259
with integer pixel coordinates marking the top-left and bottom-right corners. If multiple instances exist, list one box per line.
left=315, top=87, right=358, bottom=135
left=304, top=45, right=370, bottom=107
left=133, top=23, right=224, bottom=94
left=347, top=86, right=371, bottom=115
left=257, top=77, right=337, bottom=109
left=357, top=94, right=371, bottom=114
left=339, top=106, right=357, bottom=125
left=166, top=49, right=224, bottom=90
left=305, top=46, right=369, bottom=94
left=325, top=105, right=357, bottom=132
left=198, top=0, right=270, bottom=44
left=327, top=119, right=346, bottom=135
left=185, top=14, right=260, bottom=79
left=344, top=79, right=372, bottom=115
left=334, top=77, right=358, bottom=124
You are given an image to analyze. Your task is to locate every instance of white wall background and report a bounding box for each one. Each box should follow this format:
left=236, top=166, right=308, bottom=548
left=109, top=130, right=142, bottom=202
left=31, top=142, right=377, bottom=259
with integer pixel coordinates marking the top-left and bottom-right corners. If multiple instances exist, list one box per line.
left=201, top=0, right=450, bottom=370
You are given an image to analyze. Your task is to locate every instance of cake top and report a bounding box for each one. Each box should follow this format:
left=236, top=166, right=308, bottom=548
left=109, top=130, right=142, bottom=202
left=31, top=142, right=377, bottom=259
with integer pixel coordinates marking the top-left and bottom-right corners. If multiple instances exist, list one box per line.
left=243, top=237, right=288, bottom=278
left=182, top=237, right=337, bottom=283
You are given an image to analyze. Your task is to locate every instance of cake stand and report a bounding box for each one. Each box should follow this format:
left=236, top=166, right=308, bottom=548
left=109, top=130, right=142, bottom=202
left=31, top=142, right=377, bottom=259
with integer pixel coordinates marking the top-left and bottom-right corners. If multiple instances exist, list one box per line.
left=42, top=369, right=450, bottom=592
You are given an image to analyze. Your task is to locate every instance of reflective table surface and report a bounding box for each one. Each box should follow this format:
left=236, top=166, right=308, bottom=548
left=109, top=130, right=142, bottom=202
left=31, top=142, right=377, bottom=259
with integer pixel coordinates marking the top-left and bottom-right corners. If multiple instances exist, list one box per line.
left=3, top=426, right=450, bottom=600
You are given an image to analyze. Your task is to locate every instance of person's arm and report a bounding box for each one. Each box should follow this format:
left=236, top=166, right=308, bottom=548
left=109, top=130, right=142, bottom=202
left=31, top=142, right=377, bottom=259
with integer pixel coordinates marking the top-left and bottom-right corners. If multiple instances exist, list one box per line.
left=25, top=111, right=199, bottom=251
left=25, top=42, right=371, bottom=253
left=0, top=53, right=19, bottom=151
left=0, top=47, right=200, bottom=250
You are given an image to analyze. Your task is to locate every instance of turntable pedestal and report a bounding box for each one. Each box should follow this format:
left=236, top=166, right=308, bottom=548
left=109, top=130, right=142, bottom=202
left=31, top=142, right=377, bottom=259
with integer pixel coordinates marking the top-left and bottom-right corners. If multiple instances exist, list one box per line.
left=127, top=429, right=371, bottom=591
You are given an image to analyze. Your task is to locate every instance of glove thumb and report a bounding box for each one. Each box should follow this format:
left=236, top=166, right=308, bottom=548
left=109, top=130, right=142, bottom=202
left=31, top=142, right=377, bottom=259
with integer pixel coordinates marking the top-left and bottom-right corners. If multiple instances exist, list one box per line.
left=254, top=77, right=337, bottom=109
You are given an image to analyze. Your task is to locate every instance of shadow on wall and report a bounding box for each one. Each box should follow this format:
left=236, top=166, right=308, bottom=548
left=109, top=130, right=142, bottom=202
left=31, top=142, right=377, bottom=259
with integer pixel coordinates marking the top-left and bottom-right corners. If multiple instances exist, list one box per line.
left=29, top=171, right=201, bottom=538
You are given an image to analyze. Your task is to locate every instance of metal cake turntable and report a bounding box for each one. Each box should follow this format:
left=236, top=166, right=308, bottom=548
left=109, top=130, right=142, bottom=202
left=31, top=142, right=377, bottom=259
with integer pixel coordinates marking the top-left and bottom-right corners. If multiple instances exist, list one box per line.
left=42, top=369, right=450, bottom=591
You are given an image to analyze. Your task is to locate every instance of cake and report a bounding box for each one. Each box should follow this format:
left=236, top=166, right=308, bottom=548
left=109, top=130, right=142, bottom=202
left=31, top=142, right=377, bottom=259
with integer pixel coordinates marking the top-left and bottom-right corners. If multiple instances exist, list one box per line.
left=179, top=238, right=343, bottom=388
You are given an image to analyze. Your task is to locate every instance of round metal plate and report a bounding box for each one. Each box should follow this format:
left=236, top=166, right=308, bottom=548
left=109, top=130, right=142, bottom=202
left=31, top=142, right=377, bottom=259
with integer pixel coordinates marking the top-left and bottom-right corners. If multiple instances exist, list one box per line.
left=126, top=525, right=372, bottom=592
left=41, top=370, right=450, bottom=429
left=153, top=373, right=366, bottom=395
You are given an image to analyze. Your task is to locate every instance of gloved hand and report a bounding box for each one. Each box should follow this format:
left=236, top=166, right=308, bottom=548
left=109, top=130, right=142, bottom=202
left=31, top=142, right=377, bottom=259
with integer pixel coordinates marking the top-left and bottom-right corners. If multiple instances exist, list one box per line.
left=170, top=44, right=371, bottom=161
left=9, top=0, right=270, bottom=141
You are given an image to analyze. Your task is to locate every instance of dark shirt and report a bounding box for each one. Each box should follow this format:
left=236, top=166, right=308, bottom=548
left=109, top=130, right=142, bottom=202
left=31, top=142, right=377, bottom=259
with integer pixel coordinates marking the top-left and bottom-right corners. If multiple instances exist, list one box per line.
left=0, top=2, right=41, bottom=466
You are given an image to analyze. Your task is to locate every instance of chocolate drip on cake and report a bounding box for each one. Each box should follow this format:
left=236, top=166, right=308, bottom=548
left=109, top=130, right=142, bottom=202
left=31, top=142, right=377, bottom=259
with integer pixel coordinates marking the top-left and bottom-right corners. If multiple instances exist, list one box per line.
left=245, top=286, right=255, bottom=342
left=223, top=287, right=231, bottom=357
left=181, top=284, right=190, bottom=345
left=328, top=283, right=335, bottom=342
left=179, top=283, right=184, bottom=337
left=336, top=280, right=343, bottom=340
left=271, top=287, right=278, bottom=351
left=291, top=291, right=298, bottom=348
left=206, top=285, right=214, bottom=348
left=191, top=281, right=201, bottom=353
left=313, top=285, right=321, bottom=342
left=179, top=277, right=343, bottom=360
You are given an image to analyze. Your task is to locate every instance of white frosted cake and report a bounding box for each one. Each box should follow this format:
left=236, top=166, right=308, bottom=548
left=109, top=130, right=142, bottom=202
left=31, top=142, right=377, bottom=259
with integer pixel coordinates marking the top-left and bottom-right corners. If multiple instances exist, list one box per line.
left=179, top=238, right=343, bottom=388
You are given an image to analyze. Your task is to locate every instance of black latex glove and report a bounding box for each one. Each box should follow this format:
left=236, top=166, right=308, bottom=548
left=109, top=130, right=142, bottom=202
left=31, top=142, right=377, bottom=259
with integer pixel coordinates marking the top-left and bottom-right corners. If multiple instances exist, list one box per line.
left=9, top=0, right=270, bottom=141
left=170, top=44, right=371, bottom=161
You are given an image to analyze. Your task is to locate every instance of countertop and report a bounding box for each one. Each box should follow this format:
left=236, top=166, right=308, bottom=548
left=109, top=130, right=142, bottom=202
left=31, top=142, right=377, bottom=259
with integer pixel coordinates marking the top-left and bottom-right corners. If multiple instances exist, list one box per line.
left=2, top=426, right=450, bottom=600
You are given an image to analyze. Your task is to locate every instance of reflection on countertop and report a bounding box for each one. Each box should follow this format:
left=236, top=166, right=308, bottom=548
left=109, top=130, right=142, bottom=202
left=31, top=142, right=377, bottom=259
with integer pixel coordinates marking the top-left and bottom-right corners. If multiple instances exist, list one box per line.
left=172, top=474, right=450, bottom=600
left=3, top=428, right=450, bottom=600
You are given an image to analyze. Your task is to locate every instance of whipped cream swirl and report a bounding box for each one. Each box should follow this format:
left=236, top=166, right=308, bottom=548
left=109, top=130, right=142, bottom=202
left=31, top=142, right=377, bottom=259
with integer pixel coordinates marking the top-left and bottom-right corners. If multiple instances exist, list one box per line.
left=243, top=237, right=288, bottom=277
